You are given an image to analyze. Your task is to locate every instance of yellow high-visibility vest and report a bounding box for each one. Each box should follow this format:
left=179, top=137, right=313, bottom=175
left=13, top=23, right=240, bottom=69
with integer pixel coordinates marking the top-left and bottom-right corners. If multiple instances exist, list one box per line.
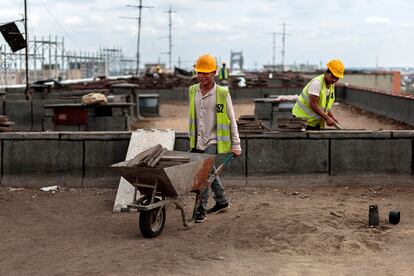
left=292, top=74, right=335, bottom=128
left=219, top=68, right=228, bottom=80
left=189, top=84, right=231, bottom=153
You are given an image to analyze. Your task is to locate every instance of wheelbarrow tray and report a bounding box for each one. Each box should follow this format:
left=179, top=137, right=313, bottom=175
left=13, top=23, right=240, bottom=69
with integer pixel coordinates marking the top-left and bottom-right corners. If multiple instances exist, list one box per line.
left=111, top=151, right=215, bottom=197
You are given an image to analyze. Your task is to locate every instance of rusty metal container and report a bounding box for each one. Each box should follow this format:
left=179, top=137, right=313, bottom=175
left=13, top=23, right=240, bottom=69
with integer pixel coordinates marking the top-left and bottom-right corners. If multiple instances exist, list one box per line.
left=111, top=151, right=215, bottom=196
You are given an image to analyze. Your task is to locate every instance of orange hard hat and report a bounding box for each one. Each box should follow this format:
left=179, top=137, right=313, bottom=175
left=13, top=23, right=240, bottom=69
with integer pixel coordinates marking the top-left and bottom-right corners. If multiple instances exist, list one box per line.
left=326, top=59, right=345, bottom=79
left=195, top=54, right=217, bottom=73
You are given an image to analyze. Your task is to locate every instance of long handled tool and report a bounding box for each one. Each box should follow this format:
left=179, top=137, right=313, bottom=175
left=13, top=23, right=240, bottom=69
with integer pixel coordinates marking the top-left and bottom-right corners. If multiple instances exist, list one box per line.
left=333, top=121, right=343, bottom=129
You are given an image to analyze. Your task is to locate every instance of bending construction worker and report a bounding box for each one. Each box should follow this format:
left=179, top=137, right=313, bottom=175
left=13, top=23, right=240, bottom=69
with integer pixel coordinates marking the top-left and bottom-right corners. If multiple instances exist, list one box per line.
left=188, top=54, right=242, bottom=223
left=218, top=61, right=229, bottom=85
left=292, top=59, right=345, bottom=130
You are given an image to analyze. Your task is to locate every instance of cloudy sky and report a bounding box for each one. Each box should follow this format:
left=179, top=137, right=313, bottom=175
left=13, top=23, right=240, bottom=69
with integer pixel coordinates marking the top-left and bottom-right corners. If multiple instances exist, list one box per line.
left=2, top=0, right=414, bottom=70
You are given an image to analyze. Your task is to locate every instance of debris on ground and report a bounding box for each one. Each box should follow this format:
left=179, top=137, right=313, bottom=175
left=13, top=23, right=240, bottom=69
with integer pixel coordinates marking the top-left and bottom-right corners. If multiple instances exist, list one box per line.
left=40, top=185, right=60, bottom=192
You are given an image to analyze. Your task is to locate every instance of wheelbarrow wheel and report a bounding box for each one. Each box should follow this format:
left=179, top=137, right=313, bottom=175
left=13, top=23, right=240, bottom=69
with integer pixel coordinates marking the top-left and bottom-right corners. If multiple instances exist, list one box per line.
left=139, top=198, right=166, bottom=238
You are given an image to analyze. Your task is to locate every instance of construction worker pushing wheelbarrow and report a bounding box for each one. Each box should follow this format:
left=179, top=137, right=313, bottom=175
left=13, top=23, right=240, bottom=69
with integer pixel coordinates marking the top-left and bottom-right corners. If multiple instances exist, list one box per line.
left=111, top=53, right=240, bottom=238
left=188, top=53, right=242, bottom=223
left=111, top=147, right=235, bottom=238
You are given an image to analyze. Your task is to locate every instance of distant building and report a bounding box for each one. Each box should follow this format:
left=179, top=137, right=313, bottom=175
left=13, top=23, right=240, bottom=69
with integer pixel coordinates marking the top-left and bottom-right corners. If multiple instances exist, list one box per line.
left=66, top=61, right=105, bottom=79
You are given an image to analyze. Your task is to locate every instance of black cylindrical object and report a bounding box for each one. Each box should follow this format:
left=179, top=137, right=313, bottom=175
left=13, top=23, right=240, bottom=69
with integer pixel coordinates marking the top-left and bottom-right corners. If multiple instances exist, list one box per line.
left=389, top=211, right=400, bottom=224
left=369, top=204, right=379, bottom=226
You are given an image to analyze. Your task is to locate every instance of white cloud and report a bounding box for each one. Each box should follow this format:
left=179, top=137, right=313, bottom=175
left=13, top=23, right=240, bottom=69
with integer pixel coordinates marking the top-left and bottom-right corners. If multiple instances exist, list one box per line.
left=29, top=13, right=41, bottom=27
left=192, top=21, right=230, bottom=32
left=90, top=14, right=104, bottom=24
left=3, top=0, right=414, bottom=67
left=365, top=16, right=392, bottom=25
left=63, top=16, right=83, bottom=25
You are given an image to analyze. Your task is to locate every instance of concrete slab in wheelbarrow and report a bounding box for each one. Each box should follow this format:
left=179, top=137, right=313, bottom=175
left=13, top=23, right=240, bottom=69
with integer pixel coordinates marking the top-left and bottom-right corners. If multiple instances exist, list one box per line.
left=113, top=129, right=175, bottom=212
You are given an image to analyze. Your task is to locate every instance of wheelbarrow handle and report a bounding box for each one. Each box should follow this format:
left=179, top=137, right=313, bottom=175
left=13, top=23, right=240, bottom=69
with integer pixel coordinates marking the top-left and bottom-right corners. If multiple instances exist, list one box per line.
left=208, top=153, right=235, bottom=183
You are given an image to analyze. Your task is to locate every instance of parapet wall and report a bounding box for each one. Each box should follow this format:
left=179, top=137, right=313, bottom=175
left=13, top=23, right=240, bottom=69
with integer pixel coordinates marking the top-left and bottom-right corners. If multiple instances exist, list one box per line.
left=2, top=84, right=413, bottom=131
left=340, top=85, right=414, bottom=126
left=1, top=131, right=413, bottom=188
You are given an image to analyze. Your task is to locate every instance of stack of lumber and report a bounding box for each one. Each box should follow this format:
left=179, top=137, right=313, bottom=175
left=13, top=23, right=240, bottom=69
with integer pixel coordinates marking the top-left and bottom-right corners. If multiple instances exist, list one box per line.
left=126, top=144, right=190, bottom=168
left=277, top=116, right=307, bottom=131
left=237, top=115, right=271, bottom=133
left=0, top=115, right=15, bottom=132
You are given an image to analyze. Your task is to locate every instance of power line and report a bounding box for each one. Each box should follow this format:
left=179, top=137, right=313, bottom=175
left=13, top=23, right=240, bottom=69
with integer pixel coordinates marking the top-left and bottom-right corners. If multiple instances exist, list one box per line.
left=125, top=0, right=154, bottom=75
left=268, top=22, right=291, bottom=72
left=279, top=22, right=291, bottom=72
left=38, top=0, right=81, bottom=49
left=268, top=31, right=279, bottom=71
left=163, top=5, right=176, bottom=70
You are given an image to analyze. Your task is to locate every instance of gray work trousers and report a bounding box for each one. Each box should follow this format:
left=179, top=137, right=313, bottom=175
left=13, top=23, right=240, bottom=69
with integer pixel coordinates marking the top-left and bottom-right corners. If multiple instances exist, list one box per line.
left=198, top=144, right=228, bottom=212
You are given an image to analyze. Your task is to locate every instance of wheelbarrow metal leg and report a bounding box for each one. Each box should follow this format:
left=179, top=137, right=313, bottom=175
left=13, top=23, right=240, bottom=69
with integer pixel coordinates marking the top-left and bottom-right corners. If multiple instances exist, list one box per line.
left=171, top=198, right=193, bottom=227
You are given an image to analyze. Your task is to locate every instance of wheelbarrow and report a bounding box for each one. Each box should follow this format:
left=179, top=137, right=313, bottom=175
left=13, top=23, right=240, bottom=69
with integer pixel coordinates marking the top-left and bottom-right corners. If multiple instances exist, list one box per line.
left=111, top=150, right=234, bottom=238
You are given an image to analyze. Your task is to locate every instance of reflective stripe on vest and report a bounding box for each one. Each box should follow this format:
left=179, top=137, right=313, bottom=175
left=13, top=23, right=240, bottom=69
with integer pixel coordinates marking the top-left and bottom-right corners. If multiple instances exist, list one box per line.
left=292, top=74, right=335, bottom=127
left=188, top=84, right=232, bottom=153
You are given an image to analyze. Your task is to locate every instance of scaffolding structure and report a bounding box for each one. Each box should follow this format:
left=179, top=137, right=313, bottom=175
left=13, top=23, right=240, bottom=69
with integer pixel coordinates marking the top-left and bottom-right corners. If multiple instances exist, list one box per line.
left=0, top=35, right=136, bottom=86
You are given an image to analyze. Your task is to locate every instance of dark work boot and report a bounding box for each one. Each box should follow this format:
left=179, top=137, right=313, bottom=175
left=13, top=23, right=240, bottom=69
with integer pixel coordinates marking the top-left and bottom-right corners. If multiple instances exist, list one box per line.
left=195, top=209, right=206, bottom=223
left=207, top=202, right=230, bottom=214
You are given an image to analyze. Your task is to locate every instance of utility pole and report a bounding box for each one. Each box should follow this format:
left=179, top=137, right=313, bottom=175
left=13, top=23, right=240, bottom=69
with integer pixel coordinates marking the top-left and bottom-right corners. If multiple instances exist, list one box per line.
left=268, top=32, right=280, bottom=71
left=279, top=22, right=290, bottom=72
left=24, top=0, right=30, bottom=99
left=125, top=0, right=153, bottom=76
left=164, top=5, right=176, bottom=70
left=271, top=32, right=276, bottom=71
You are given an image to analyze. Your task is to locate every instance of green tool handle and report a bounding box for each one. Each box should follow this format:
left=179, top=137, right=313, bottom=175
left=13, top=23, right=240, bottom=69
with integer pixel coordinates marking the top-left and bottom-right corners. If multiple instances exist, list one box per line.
left=208, top=153, right=235, bottom=182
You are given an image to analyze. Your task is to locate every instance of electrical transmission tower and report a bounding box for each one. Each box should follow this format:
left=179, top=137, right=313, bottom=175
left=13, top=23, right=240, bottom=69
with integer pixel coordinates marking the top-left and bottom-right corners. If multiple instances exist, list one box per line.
left=124, top=0, right=153, bottom=75
left=163, top=5, right=176, bottom=70
left=268, top=23, right=290, bottom=72
left=269, top=32, right=278, bottom=71
left=279, top=22, right=290, bottom=72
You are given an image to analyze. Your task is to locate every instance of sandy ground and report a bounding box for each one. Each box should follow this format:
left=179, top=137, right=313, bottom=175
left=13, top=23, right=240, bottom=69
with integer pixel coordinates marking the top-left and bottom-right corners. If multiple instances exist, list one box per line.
left=2, top=99, right=413, bottom=275
left=1, top=177, right=414, bottom=275
left=133, top=100, right=413, bottom=132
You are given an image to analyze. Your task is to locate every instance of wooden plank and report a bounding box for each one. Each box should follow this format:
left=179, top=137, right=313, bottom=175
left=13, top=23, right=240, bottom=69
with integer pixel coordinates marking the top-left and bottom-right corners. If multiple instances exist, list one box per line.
left=113, top=129, right=175, bottom=212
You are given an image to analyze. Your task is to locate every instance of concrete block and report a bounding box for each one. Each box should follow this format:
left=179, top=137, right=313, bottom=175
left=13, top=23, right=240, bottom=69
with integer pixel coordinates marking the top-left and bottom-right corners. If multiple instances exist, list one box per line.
left=335, top=86, right=347, bottom=100
left=0, top=132, right=59, bottom=140
left=87, top=116, right=128, bottom=131
left=254, top=100, right=273, bottom=120
left=269, top=131, right=307, bottom=138
left=247, top=139, right=329, bottom=175
left=32, top=99, right=75, bottom=131
left=59, top=131, right=131, bottom=141
left=5, top=101, right=32, bottom=131
left=3, top=140, right=83, bottom=177
left=42, top=117, right=54, bottom=131
left=55, top=125, right=84, bottom=131
left=392, top=130, right=414, bottom=138
left=285, top=87, right=302, bottom=95
left=307, top=131, right=392, bottom=139
left=84, top=140, right=129, bottom=180
left=111, top=83, right=138, bottom=95
left=331, top=139, right=412, bottom=175
left=260, top=87, right=278, bottom=97
left=137, top=89, right=159, bottom=95
left=172, top=87, right=187, bottom=101
left=174, top=136, right=189, bottom=151
left=5, top=93, right=26, bottom=101
left=238, top=88, right=262, bottom=99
